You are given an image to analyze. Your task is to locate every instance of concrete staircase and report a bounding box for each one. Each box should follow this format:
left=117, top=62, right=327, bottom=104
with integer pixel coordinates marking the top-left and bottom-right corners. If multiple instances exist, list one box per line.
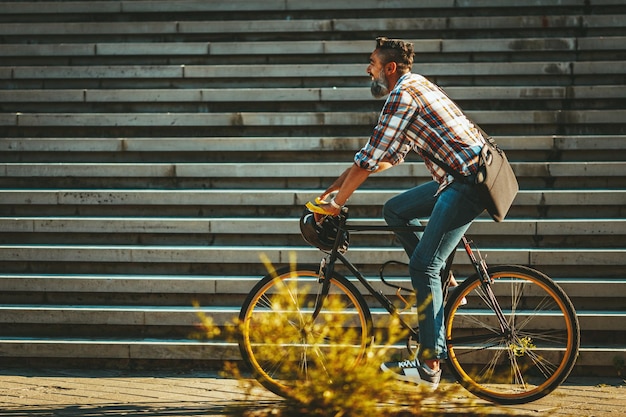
left=0, top=0, right=624, bottom=375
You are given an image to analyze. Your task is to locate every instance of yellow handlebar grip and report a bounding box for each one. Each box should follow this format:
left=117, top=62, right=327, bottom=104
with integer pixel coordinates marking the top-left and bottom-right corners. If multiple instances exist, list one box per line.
left=305, top=201, right=334, bottom=216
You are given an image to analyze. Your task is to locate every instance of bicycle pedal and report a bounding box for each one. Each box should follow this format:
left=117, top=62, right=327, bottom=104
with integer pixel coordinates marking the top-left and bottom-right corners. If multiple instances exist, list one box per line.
left=317, top=257, right=326, bottom=280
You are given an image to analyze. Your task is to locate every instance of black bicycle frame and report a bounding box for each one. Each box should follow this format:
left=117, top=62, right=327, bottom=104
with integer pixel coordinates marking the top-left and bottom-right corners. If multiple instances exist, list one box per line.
left=313, top=211, right=512, bottom=340
left=334, top=250, right=421, bottom=341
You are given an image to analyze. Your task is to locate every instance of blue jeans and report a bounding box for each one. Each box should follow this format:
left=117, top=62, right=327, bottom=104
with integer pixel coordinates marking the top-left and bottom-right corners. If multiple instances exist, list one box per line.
left=383, top=179, right=485, bottom=361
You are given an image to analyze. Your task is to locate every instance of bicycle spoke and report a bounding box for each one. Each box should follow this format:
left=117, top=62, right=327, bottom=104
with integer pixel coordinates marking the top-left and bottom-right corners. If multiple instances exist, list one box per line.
left=507, top=347, right=527, bottom=389
left=453, top=312, right=502, bottom=335
left=522, top=344, right=558, bottom=379
left=517, top=328, right=568, bottom=347
left=484, top=342, right=507, bottom=378
left=256, top=293, right=273, bottom=310
left=446, top=266, right=579, bottom=404
left=239, top=267, right=372, bottom=398
left=514, top=296, right=556, bottom=330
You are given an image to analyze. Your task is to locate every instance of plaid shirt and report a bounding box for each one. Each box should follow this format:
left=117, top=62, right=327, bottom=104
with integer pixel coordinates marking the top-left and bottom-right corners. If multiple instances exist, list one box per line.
left=355, top=73, right=486, bottom=194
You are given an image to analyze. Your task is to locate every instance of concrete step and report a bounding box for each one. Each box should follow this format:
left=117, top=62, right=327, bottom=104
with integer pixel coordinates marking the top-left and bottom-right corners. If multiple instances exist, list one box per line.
left=0, top=187, right=621, bottom=231
left=3, top=61, right=622, bottom=80
left=1, top=161, right=624, bottom=179
left=1, top=189, right=624, bottom=208
left=4, top=312, right=625, bottom=362
left=0, top=244, right=622, bottom=269
left=1, top=161, right=623, bottom=193
left=3, top=37, right=619, bottom=57
left=0, top=0, right=435, bottom=15
left=0, top=273, right=254, bottom=295
left=2, top=135, right=625, bottom=154
left=1, top=110, right=624, bottom=128
left=0, top=0, right=619, bottom=16
left=0, top=305, right=236, bottom=326
left=1, top=216, right=621, bottom=256
left=0, top=337, right=619, bottom=373
left=2, top=85, right=624, bottom=105
left=0, top=16, right=622, bottom=37
left=0, top=304, right=623, bottom=334
left=0, top=337, right=236, bottom=363
left=1, top=274, right=623, bottom=298
left=1, top=217, right=624, bottom=239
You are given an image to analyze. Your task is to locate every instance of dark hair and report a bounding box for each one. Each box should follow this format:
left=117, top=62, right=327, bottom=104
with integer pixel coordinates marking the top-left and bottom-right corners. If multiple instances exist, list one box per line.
left=375, top=37, right=414, bottom=73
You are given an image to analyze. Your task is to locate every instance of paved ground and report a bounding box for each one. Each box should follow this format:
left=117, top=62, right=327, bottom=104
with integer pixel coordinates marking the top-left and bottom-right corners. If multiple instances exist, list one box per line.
left=0, top=369, right=623, bottom=416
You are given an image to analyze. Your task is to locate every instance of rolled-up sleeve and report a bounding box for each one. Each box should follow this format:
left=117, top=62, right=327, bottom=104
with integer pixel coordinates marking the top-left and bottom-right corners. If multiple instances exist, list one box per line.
left=354, top=89, right=417, bottom=171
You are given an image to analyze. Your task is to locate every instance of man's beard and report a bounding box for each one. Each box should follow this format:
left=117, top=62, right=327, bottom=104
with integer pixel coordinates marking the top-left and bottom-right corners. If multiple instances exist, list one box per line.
left=370, top=71, right=389, bottom=98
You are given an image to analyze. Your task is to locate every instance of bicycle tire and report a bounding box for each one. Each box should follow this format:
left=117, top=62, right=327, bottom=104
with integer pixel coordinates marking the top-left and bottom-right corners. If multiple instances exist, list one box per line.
left=238, top=265, right=372, bottom=398
left=444, top=265, right=580, bottom=405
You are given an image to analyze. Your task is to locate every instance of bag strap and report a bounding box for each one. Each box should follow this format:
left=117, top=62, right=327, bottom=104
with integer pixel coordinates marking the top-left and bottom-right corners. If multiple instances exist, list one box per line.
left=436, top=85, right=490, bottom=140
left=435, top=85, right=504, bottom=154
left=420, top=148, right=471, bottom=184
left=418, top=85, right=499, bottom=183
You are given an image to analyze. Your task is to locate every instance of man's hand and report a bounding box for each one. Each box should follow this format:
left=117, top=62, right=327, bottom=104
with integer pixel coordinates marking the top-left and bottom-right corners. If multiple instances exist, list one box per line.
left=306, top=199, right=341, bottom=222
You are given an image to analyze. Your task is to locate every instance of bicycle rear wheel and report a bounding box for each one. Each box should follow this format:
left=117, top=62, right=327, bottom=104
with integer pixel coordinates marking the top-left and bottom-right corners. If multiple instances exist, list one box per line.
left=445, top=265, right=580, bottom=404
left=238, top=265, right=372, bottom=398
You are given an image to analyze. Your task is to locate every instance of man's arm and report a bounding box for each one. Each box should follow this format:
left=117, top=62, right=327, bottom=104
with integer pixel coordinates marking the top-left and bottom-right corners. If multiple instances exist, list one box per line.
left=315, top=159, right=394, bottom=217
left=319, top=167, right=351, bottom=201
left=333, top=163, right=371, bottom=206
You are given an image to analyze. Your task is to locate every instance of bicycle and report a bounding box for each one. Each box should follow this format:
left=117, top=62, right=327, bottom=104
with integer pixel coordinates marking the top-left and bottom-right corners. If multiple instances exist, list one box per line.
left=238, top=207, right=580, bottom=405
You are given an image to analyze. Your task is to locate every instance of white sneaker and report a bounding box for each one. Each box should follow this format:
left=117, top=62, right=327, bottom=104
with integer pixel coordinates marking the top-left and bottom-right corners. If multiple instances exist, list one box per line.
left=380, top=358, right=441, bottom=390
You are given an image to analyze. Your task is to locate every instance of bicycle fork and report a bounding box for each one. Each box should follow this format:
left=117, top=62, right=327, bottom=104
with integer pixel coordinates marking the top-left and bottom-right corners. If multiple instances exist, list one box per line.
left=462, top=236, right=511, bottom=336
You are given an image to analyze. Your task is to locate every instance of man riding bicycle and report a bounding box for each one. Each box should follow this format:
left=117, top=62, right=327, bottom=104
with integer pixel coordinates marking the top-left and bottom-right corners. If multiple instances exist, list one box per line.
left=307, top=37, right=487, bottom=389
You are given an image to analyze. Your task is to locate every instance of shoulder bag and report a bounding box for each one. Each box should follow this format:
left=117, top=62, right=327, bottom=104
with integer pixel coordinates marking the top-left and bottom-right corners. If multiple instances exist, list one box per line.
left=421, top=133, right=518, bottom=223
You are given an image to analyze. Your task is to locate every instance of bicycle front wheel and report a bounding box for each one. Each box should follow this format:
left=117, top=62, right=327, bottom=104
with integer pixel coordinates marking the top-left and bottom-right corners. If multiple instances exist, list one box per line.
left=445, top=265, right=580, bottom=405
left=238, top=265, right=372, bottom=398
